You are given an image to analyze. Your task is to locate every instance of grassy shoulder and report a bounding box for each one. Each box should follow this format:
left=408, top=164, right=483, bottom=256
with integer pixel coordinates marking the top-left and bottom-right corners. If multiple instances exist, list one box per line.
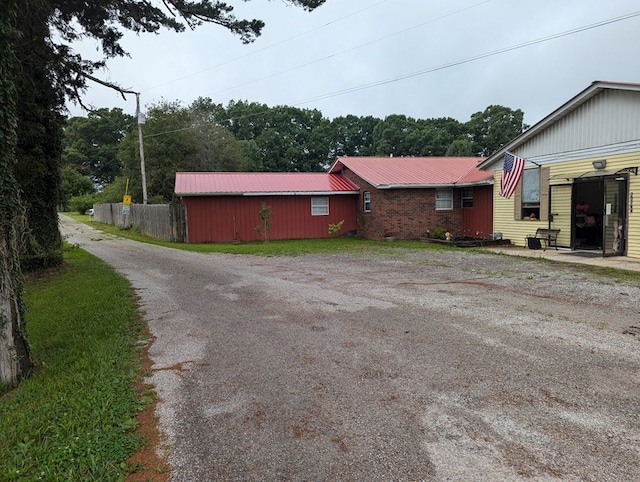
left=65, top=213, right=640, bottom=286
left=65, top=212, right=450, bottom=256
left=0, top=245, right=151, bottom=481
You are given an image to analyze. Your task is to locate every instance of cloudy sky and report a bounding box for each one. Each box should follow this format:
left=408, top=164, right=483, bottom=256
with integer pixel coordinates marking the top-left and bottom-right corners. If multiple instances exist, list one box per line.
left=68, top=0, right=640, bottom=127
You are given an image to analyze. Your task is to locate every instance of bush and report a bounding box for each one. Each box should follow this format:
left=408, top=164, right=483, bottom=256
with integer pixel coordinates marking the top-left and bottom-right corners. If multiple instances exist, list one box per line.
left=69, top=194, right=95, bottom=215
left=432, top=226, right=448, bottom=240
left=328, top=220, right=344, bottom=237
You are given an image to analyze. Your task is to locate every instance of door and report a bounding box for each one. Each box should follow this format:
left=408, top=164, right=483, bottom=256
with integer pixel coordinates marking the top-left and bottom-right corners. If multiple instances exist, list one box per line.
left=603, top=177, right=627, bottom=257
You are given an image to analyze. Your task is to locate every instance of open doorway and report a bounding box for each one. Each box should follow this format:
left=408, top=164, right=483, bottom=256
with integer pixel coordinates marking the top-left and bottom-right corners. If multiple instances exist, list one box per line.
left=572, top=175, right=627, bottom=255
left=573, top=180, right=603, bottom=250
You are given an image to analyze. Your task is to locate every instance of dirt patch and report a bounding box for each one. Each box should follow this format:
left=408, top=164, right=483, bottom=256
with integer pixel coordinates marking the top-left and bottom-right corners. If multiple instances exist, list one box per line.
left=126, top=327, right=170, bottom=482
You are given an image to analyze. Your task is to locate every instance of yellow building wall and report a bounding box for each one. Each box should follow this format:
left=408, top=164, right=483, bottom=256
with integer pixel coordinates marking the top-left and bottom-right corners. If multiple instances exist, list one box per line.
left=493, top=151, right=640, bottom=259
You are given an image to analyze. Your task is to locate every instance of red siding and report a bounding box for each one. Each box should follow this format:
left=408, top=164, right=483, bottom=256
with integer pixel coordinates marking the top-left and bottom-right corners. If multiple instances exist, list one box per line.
left=182, top=195, right=357, bottom=243
left=461, top=185, right=494, bottom=238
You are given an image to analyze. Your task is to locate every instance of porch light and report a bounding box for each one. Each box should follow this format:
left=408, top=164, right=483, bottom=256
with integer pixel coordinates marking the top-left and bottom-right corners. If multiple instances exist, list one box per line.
left=592, top=159, right=607, bottom=169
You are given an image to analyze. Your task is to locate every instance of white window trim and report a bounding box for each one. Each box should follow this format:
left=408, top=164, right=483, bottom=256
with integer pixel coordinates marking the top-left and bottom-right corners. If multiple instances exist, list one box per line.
left=363, top=191, right=371, bottom=212
left=435, top=188, right=453, bottom=211
left=311, top=196, right=329, bottom=216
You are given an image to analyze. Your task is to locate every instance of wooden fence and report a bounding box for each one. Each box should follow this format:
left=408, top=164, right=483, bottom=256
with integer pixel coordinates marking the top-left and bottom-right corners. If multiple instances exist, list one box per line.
left=93, top=203, right=186, bottom=242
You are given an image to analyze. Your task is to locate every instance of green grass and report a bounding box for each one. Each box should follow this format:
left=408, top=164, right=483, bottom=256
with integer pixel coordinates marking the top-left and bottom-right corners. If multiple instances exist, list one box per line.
left=65, top=212, right=450, bottom=256
left=67, top=213, right=640, bottom=286
left=0, top=245, right=147, bottom=481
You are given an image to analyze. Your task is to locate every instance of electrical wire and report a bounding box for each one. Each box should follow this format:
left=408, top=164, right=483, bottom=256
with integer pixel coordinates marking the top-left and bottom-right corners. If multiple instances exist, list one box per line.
left=207, top=0, right=495, bottom=96
left=292, top=10, right=640, bottom=107
left=143, top=9, right=640, bottom=138
left=140, top=0, right=391, bottom=93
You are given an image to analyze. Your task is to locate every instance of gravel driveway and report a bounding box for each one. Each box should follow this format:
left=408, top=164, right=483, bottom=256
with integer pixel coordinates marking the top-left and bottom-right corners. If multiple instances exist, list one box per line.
left=60, top=216, right=640, bottom=481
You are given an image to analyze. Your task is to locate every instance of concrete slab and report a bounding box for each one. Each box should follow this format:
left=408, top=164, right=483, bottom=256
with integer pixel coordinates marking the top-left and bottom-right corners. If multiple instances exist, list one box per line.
left=483, top=245, right=640, bottom=272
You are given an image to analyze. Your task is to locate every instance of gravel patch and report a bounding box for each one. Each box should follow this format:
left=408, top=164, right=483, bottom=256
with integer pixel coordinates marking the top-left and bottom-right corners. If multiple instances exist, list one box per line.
left=60, top=217, right=640, bottom=481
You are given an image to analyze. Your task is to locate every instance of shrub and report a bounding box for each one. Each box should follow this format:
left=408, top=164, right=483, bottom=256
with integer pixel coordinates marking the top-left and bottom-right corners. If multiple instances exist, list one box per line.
left=69, top=194, right=95, bottom=215
left=328, top=220, right=344, bottom=237
left=432, top=226, right=448, bottom=240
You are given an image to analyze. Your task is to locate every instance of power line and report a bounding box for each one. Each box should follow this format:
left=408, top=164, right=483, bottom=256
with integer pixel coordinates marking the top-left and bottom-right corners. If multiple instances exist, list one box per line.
left=208, top=0, right=495, bottom=96
left=143, top=9, right=640, bottom=139
left=291, top=10, right=640, bottom=107
left=140, top=0, right=391, bottom=93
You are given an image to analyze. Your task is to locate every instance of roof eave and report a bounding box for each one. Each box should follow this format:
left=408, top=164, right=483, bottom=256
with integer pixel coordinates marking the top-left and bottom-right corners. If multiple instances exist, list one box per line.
left=177, top=191, right=360, bottom=197
left=478, top=81, right=640, bottom=170
left=375, top=179, right=492, bottom=189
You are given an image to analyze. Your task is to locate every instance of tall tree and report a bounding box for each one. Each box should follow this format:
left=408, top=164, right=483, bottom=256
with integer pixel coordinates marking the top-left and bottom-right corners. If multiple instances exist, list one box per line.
left=0, top=0, right=33, bottom=388
left=1, top=0, right=326, bottom=388
left=14, top=0, right=67, bottom=271
left=120, top=100, right=201, bottom=203
left=60, top=166, right=95, bottom=208
left=119, top=100, right=245, bottom=202
left=467, top=105, right=528, bottom=156
left=63, top=108, right=135, bottom=186
left=188, top=100, right=245, bottom=172
left=223, top=101, right=328, bottom=172
left=372, top=114, right=416, bottom=156
left=328, top=114, right=379, bottom=157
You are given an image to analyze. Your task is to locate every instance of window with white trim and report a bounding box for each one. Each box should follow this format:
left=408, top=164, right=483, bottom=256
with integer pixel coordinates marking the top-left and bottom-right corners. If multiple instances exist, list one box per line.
left=363, top=191, right=371, bottom=212
left=435, top=189, right=453, bottom=210
left=311, top=196, right=329, bottom=216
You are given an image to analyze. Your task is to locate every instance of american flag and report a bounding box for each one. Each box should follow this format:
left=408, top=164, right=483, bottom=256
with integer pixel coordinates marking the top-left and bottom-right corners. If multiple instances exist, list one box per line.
left=500, top=152, right=525, bottom=198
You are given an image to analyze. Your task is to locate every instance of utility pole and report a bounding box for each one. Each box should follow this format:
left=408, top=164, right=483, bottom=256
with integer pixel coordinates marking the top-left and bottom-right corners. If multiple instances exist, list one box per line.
left=136, top=93, right=148, bottom=205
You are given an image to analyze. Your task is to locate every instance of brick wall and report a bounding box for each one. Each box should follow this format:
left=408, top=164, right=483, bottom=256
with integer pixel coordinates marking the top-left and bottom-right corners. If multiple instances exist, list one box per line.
left=342, top=168, right=464, bottom=240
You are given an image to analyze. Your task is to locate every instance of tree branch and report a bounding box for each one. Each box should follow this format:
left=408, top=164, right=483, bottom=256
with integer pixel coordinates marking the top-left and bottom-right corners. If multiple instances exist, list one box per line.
left=80, top=72, right=138, bottom=98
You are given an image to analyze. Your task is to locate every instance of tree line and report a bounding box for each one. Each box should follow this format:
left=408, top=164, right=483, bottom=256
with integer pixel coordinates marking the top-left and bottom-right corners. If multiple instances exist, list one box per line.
left=62, top=100, right=527, bottom=206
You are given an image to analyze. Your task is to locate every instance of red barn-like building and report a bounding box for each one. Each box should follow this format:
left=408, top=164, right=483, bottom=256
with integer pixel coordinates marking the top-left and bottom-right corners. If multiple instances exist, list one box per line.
left=175, top=172, right=359, bottom=243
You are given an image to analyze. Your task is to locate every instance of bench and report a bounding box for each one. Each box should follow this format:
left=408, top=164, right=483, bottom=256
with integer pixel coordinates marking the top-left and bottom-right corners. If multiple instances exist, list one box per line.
left=526, top=228, right=560, bottom=250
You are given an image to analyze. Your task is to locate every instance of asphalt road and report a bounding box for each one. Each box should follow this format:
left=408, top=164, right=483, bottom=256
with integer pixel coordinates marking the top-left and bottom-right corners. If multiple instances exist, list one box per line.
left=60, top=216, right=640, bottom=481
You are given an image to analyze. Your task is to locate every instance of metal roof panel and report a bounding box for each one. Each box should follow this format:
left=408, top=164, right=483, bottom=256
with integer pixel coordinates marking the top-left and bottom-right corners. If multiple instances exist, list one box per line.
left=175, top=172, right=359, bottom=196
left=329, top=156, right=491, bottom=187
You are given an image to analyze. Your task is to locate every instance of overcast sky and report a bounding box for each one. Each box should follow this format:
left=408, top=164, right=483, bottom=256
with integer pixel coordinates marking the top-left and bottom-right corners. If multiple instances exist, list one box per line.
left=68, top=0, right=640, bottom=127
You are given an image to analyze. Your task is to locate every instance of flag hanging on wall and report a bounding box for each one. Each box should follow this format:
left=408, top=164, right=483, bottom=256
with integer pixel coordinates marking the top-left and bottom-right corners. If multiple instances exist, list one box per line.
left=500, top=151, right=525, bottom=198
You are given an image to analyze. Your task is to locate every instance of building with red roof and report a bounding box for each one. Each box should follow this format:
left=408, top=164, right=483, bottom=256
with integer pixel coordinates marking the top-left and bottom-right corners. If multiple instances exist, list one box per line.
left=328, top=156, right=493, bottom=240
left=174, top=156, right=494, bottom=243
left=175, top=172, right=359, bottom=242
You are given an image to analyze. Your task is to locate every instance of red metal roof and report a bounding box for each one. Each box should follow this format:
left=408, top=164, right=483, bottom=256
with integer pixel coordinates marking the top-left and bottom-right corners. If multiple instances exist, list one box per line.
left=329, top=156, right=491, bottom=187
left=175, top=172, right=360, bottom=196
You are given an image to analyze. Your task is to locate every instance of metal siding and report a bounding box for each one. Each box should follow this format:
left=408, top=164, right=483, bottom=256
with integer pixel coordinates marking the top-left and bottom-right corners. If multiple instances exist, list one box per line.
left=183, top=195, right=357, bottom=243
left=461, top=185, right=493, bottom=238
left=518, top=90, right=640, bottom=159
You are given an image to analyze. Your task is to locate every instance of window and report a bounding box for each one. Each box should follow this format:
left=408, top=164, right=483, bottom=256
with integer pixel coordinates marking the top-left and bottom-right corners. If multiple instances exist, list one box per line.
left=435, top=189, right=453, bottom=210
left=461, top=188, right=473, bottom=208
left=363, top=191, right=371, bottom=212
left=521, top=168, right=540, bottom=219
left=311, top=196, right=329, bottom=216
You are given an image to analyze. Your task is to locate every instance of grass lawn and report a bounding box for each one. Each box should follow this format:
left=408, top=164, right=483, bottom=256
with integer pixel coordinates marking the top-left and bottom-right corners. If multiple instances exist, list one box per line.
left=66, top=213, right=640, bottom=286
left=0, top=245, right=151, bottom=481
left=64, top=212, right=451, bottom=257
